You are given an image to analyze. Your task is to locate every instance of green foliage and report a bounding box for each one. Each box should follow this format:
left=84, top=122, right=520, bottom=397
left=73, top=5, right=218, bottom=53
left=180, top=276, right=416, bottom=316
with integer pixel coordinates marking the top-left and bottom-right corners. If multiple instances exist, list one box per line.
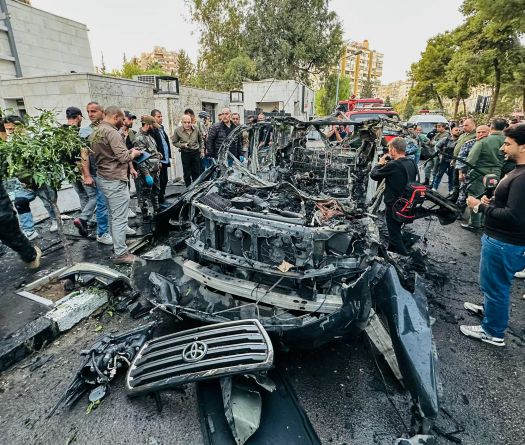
left=360, top=79, right=376, bottom=98
left=0, top=110, right=81, bottom=191
left=109, top=59, right=168, bottom=79
left=185, top=0, right=343, bottom=89
left=245, top=0, right=343, bottom=86
left=315, top=74, right=350, bottom=116
left=176, top=49, right=195, bottom=85
left=185, top=0, right=248, bottom=89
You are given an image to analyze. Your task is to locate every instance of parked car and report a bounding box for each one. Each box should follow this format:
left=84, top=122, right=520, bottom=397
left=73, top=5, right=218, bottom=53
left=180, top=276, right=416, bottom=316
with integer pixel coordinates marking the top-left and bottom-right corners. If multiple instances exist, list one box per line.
left=407, top=113, right=448, bottom=135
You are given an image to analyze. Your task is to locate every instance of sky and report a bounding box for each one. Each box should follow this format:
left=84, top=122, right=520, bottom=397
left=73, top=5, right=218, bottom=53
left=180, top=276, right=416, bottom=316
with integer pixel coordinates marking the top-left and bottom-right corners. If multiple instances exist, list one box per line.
left=31, top=0, right=465, bottom=84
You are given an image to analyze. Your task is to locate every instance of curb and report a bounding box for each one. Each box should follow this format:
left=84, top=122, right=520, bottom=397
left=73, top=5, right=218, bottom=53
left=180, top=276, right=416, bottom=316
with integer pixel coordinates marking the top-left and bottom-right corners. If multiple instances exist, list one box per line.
left=0, top=288, right=109, bottom=373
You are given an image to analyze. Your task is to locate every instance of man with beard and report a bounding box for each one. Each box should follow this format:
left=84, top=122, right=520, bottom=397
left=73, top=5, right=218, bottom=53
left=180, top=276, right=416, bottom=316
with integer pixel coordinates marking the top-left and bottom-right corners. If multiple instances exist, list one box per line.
left=133, top=116, right=163, bottom=219
left=90, top=106, right=142, bottom=264
left=461, top=124, right=525, bottom=347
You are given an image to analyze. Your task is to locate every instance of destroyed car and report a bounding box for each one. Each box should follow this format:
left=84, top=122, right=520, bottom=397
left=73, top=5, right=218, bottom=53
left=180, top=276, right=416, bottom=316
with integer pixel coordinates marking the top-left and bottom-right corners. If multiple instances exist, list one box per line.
left=133, top=117, right=440, bottom=438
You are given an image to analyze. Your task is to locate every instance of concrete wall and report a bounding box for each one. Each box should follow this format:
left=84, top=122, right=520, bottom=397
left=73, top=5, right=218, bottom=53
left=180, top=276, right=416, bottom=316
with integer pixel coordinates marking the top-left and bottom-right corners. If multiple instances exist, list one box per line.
left=0, top=73, right=155, bottom=122
left=175, top=85, right=230, bottom=124
left=242, top=79, right=314, bottom=120
left=0, top=0, right=93, bottom=79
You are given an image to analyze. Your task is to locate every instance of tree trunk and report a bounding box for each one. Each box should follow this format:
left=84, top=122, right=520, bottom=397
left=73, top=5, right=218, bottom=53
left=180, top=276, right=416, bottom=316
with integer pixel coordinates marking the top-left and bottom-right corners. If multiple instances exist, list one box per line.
left=51, top=201, right=73, bottom=266
left=488, top=58, right=501, bottom=120
left=453, top=97, right=460, bottom=120
left=522, top=87, right=525, bottom=116
left=462, top=99, right=467, bottom=116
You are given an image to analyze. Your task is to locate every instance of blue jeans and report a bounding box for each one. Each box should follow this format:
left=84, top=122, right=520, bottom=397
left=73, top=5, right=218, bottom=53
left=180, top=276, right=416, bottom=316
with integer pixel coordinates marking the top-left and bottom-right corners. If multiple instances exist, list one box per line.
left=432, top=162, right=454, bottom=192
left=94, top=178, right=109, bottom=237
left=479, top=234, right=525, bottom=338
left=14, top=186, right=56, bottom=234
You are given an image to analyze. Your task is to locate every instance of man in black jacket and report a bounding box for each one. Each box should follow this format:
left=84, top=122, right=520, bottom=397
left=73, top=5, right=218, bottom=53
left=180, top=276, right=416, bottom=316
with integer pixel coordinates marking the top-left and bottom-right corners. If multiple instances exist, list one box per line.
left=206, top=107, right=244, bottom=161
left=150, top=109, right=172, bottom=206
left=370, top=137, right=417, bottom=255
left=461, top=124, right=525, bottom=347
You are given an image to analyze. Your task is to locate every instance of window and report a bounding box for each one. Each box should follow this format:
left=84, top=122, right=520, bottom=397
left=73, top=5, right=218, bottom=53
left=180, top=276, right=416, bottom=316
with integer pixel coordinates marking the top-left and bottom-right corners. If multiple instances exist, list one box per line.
left=202, top=102, right=216, bottom=123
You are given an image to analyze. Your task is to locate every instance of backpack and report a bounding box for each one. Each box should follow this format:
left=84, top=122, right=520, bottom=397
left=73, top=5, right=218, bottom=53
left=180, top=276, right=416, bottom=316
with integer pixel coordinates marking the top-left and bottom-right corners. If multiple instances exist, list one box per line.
left=391, top=160, right=426, bottom=224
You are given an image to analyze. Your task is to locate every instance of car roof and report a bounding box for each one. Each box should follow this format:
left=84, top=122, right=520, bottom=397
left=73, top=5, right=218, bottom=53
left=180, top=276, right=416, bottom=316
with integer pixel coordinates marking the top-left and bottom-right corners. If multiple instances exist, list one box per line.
left=407, top=114, right=448, bottom=123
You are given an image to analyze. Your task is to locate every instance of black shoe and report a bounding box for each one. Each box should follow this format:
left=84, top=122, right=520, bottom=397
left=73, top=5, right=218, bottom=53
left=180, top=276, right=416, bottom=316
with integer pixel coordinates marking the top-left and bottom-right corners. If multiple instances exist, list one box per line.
left=460, top=223, right=481, bottom=233
left=73, top=218, right=89, bottom=237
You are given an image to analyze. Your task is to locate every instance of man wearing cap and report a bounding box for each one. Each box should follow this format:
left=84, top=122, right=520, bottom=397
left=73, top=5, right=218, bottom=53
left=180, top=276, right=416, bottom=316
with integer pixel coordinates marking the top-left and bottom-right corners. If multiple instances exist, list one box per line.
left=91, top=106, right=142, bottom=264
left=65, top=107, right=99, bottom=237
left=133, top=116, right=163, bottom=218
left=150, top=109, right=172, bottom=207
left=173, top=114, right=205, bottom=186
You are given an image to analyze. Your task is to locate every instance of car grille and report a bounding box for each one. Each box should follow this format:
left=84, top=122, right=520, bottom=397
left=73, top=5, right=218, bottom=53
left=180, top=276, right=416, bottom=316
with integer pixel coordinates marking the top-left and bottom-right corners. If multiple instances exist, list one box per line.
left=126, top=319, right=273, bottom=396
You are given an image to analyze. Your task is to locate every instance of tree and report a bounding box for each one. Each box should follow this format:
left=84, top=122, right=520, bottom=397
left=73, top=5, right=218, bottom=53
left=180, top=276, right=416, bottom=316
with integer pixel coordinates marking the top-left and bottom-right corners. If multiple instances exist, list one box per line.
left=409, top=32, right=456, bottom=110
left=0, top=111, right=83, bottom=265
left=384, top=96, right=392, bottom=107
left=360, top=79, right=376, bottom=98
left=459, top=0, right=524, bottom=118
left=109, top=58, right=168, bottom=79
left=185, top=0, right=248, bottom=89
left=176, top=50, right=195, bottom=85
left=245, top=0, right=343, bottom=85
left=315, top=74, right=350, bottom=116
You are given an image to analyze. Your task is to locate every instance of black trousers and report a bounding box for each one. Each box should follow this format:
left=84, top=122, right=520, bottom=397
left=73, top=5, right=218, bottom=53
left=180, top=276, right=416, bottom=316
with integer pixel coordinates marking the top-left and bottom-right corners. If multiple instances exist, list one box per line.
left=0, top=182, right=36, bottom=262
left=158, top=163, right=169, bottom=204
left=385, top=204, right=409, bottom=255
left=181, top=150, right=201, bottom=187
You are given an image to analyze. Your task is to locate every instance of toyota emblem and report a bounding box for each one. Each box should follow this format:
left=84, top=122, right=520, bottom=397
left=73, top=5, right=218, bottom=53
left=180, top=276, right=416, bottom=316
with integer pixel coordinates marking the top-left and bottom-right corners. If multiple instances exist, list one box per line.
left=182, top=341, right=208, bottom=363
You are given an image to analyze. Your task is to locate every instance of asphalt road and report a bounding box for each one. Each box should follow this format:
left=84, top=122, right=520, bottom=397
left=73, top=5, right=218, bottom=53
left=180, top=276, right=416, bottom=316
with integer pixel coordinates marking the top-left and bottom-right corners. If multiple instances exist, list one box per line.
left=0, top=215, right=524, bottom=445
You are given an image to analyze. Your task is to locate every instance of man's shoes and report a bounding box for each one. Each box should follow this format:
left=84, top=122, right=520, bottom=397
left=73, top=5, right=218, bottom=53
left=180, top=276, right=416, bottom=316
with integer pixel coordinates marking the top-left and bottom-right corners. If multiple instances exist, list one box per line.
left=49, top=220, right=58, bottom=233
left=25, top=231, right=39, bottom=241
left=464, top=301, right=484, bottom=317
left=125, top=225, right=136, bottom=236
left=128, top=208, right=137, bottom=218
left=73, top=218, right=89, bottom=237
left=27, top=246, right=42, bottom=269
left=96, top=232, right=113, bottom=245
left=460, top=223, right=481, bottom=232
left=514, top=269, right=525, bottom=279
left=113, top=252, right=137, bottom=264
left=459, top=325, right=505, bottom=347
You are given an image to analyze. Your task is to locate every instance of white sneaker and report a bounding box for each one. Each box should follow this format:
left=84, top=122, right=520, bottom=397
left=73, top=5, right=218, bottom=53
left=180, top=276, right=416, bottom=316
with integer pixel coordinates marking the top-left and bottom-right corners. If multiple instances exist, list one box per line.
left=49, top=220, right=58, bottom=233
left=459, top=325, right=505, bottom=347
left=97, top=232, right=113, bottom=245
left=464, top=302, right=484, bottom=317
left=128, top=208, right=137, bottom=218
left=125, top=225, right=136, bottom=236
left=25, top=231, right=39, bottom=241
left=514, top=269, right=525, bottom=279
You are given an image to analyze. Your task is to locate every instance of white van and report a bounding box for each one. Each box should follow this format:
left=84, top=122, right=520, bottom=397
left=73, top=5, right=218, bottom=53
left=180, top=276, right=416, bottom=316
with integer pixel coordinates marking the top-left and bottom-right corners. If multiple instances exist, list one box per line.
left=407, top=114, right=448, bottom=135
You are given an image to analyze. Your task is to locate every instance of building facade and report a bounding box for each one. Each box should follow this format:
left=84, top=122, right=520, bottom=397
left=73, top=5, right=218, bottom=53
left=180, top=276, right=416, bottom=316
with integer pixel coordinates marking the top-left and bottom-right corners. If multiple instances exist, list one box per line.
left=241, top=79, right=315, bottom=121
left=340, top=40, right=383, bottom=98
left=377, top=80, right=412, bottom=104
left=136, top=46, right=179, bottom=74
left=0, top=0, right=93, bottom=80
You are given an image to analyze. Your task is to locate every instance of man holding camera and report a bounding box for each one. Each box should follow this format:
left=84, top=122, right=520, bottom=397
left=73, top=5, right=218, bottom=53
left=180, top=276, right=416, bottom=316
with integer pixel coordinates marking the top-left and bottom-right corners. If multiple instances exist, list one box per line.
left=370, top=137, right=417, bottom=255
left=173, top=114, right=205, bottom=186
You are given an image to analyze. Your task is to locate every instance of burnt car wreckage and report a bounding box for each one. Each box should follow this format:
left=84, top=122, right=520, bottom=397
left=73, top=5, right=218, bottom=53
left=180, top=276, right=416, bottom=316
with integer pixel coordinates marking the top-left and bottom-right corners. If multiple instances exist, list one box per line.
left=54, top=117, right=460, bottom=444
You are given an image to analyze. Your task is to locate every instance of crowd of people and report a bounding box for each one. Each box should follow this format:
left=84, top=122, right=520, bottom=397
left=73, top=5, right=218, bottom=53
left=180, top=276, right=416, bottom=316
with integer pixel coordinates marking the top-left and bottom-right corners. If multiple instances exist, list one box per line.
left=0, top=104, right=253, bottom=266
left=371, top=117, right=525, bottom=347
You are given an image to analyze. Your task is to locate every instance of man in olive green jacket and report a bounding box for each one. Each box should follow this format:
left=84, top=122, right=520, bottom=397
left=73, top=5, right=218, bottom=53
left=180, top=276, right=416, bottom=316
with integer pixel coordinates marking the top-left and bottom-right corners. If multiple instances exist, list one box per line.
left=463, top=118, right=506, bottom=230
left=450, top=118, right=476, bottom=201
